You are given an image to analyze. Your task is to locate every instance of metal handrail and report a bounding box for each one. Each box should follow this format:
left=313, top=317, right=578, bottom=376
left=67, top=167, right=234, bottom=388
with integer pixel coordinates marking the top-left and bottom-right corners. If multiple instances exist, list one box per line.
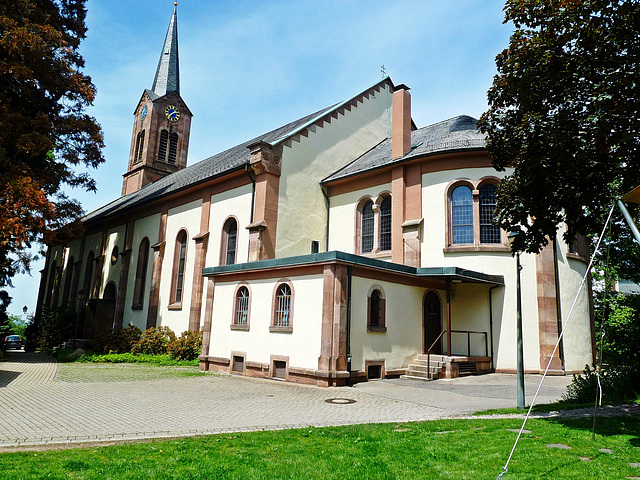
left=426, top=329, right=489, bottom=379
left=450, top=330, right=489, bottom=357
left=426, top=329, right=447, bottom=380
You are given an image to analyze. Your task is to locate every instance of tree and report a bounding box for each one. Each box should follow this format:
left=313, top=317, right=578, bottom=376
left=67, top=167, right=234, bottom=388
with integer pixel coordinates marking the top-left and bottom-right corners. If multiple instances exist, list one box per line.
left=478, top=0, right=640, bottom=254
left=0, top=0, right=104, bottom=291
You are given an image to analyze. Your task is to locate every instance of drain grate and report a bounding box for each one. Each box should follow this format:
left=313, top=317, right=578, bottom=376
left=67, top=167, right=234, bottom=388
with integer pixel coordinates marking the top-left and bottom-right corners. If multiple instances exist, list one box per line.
left=324, top=398, right=357, bottom=404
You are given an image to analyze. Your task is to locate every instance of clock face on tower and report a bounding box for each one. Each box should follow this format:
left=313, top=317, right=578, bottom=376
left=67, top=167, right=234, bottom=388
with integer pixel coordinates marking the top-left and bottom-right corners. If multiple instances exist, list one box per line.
left=164, top=105, right=180, bottom=122
left=140, top=105, right=147, bottom=119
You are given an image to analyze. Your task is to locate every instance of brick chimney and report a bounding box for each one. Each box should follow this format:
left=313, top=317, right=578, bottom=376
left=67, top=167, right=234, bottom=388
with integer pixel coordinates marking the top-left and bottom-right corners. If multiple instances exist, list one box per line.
left=392, top=84, right=411, bottom=160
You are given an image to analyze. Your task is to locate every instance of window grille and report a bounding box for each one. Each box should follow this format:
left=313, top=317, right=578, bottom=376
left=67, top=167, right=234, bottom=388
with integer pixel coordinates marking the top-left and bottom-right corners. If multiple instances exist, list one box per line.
left=361, top=201, right=374, bottom=253
left=452, top=186, right=473, bottom=244
left=479, top=184, right=501, bottom=243
left=235, top=287, right=249, bottom=325
left=275, top=284, right=292, bottom=327
left=379, top=196, right=392, bottom=251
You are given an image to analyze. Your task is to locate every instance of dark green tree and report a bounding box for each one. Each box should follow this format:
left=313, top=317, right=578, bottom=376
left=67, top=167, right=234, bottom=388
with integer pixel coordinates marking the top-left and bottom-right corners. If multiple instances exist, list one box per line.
left=0, top=0, right=104, bottom=295
left=478, top=0, right=640, bottom=254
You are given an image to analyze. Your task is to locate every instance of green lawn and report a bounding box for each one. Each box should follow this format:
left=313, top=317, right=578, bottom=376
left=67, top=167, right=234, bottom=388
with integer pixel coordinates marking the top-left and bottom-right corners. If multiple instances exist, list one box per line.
left=1, top=416, right=638, bottom=479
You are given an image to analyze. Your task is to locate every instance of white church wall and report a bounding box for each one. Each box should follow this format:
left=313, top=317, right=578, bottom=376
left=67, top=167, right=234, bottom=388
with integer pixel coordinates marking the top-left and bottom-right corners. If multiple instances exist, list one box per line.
left=328, top=182, right=392, bottom=255
left=124, top=212, right=161, bottom=331
left=209, top=274, right=324, bottom=371
left=349, top=276, right=424, bottom=373
left=206, top=184, right=253, bottom=267
left=157, top=198, right=202, bottom=334
left=99, top=225, right=126, bottom=298
left=276, top=85, right=393, bottom=258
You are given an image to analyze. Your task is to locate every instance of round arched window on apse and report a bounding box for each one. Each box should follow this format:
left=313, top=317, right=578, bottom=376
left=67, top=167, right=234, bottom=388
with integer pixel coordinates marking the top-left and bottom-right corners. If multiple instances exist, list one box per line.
left=111, top=245, right=119, bottom=265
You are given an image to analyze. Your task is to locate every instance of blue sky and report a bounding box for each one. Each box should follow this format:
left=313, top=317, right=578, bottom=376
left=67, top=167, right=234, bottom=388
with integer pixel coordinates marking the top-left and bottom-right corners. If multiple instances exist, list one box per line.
left=7, top=0, right=513, bottom=317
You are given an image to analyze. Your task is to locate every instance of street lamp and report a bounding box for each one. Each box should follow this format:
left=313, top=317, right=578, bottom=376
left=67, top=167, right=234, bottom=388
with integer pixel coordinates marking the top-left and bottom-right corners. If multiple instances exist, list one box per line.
left=508, top=230, right=525, bottom=410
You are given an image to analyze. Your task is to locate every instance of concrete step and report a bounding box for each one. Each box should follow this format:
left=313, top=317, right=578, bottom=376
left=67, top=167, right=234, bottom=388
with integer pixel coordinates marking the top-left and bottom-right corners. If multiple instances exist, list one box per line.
left=401, top=373, right=439, bottom=381
left=406, top=364, right=442, bottom=374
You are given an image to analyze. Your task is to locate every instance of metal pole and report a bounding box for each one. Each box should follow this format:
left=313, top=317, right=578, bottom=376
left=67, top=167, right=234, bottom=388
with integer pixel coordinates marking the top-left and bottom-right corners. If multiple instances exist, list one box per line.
left=516, top=252, right=525, bottom=409
left=617, top=200, right=640, bottom=245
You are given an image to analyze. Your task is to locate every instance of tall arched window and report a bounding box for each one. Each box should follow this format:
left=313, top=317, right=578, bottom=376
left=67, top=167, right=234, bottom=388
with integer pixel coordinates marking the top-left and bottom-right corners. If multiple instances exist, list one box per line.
left=451, top=186, right=473, bottom=244
left=158, top=129, right=169, bottom=162
left=168, top=132, right=178, bottom=164
left=62, top=256, right=74, bottom=306
left=134, top=130, right=145, bottom=163
left=132, top=238, right=150, bottom=308
left=83, top=251, right=94, bottom=300
left=479, top=184, right=501, bottom=244
left=367, top=286, right=386, bottom=332
left=221, top=217, right=238, bottom=266
left=379, top=196, right=392, bottom=251
left=172, top=230, right=188, bottom=305
left=361, top=201, right=374, bottom=253
left=274, top=283, right=292, bottom=327
left=234, top=286, right=250, bottom=326
left=45, top=261, right=57, bottom=307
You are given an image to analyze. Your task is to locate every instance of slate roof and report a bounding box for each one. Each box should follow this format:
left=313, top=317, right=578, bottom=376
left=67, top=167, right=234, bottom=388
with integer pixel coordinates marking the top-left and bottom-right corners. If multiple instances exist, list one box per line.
left=152, top=5, right=180, bottom=96
left=322, top=114, right=486, bottom=183
left=83, top=104, right=336, bottom=223
left=83, top=78, right=394, bottom=224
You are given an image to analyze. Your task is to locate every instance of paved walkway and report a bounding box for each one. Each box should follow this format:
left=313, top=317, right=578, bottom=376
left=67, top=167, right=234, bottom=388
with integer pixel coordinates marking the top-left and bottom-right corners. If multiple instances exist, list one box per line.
left=0, top=351, right=578, bottom=450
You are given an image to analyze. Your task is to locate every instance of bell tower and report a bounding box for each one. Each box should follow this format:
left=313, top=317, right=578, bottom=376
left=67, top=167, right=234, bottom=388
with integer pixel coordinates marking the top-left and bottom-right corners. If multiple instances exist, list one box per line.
left=122, top=2, right=193, bottom=196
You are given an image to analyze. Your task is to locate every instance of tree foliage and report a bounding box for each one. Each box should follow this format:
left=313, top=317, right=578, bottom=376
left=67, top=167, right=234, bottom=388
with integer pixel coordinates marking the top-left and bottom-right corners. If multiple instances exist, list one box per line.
left=0, top=0, right=104, bottom=289
left=478, top=0, right=640, bottom=253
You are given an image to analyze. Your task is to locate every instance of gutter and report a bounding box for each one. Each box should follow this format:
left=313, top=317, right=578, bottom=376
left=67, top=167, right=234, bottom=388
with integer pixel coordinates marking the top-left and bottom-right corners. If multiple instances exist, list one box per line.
left=346, top=265, right=352, bottom=384
left=321, top=185, right=330, bottom=251
left=489, top=284, right=499, bottom=371
left=245, top=164, right=256, bottom=224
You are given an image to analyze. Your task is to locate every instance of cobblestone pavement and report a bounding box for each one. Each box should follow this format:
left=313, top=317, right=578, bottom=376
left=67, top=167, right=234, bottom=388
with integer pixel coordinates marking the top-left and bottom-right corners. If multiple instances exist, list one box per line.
left=0, top=351, right=575, bottom=450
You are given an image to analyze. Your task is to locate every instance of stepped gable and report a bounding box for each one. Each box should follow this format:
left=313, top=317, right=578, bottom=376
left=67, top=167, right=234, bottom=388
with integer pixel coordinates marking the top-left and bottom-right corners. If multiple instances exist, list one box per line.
left=84, top=77, right=393, bottom=223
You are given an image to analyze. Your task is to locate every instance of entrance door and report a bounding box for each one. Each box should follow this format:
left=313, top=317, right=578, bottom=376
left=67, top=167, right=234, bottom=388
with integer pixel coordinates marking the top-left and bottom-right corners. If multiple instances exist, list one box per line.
left=424, top=291, right=442, bottom=354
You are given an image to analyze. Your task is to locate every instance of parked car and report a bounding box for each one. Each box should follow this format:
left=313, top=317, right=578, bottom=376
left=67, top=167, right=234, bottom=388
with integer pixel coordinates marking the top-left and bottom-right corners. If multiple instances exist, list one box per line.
left=3, top=335, right=23, bottom=350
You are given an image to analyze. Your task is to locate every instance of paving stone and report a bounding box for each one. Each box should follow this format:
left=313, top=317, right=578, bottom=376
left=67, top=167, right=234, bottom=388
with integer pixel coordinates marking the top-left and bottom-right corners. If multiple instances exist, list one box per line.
left=546, top=443, right=571, bottom=449
left=630, top=463, right=640, bottom=468
left=599, top=448, right=614, bottom=454
left=507, top=429, right=531, bottom=433
left=579, top=456, right=591, bottom=462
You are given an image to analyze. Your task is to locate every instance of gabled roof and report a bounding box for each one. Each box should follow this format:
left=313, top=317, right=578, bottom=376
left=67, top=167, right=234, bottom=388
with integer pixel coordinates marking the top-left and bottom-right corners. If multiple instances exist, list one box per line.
left=152, top=5, right=180, bottom=96
left=322, top=115, right=486, bottom=183
left=83, top=78, right=394, bottom=223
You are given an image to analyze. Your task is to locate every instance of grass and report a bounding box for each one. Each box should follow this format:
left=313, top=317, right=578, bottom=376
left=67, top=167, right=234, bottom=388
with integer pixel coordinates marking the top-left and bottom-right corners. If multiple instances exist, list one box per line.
left=52, top=349, right=199, bottom=366
left=0, top=416, right=638, bottom=479
left=54, top=362, right=207, bottom=383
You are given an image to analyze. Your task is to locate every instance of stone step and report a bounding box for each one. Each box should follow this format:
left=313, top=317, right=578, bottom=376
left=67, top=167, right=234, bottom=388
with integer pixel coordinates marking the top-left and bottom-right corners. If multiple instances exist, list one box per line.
left=407, top=364, right=443, bottom=374
left=411, top=359, right=444, bottom=368
left=401, top=373, right=439, bottom=381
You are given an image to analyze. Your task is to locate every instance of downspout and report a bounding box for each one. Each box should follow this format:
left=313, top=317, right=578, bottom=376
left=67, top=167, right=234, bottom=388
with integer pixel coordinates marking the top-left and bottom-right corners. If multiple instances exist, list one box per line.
left=346, top=265, right=352, bottom=384
left=321, top=185, right=330, bottom=252
left=552, top=235, right=565, bottom=371
left=489, top=284, right=499, bottom=371
left=245, top=164, right=256, bottom=224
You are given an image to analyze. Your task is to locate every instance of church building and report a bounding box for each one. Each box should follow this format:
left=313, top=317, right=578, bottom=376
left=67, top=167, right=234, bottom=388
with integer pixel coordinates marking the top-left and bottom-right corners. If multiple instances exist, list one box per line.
left=36, top=6, right=595, bottom=386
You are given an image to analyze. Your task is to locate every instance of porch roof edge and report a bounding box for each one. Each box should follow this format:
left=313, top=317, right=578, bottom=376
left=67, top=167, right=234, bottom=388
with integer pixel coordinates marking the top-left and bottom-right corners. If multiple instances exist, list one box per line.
left=202, top=251, right=503, bottom=285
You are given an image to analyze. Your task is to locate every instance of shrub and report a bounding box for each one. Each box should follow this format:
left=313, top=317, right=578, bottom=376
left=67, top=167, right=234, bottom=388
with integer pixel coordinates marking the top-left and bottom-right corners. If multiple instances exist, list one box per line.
left=88, top=324, right=142, bottom=354
left=24, top=307, right=74, bottom=351
left=563, top=364, right=635, bottom=403
left=167, top=330, right=202, bottom=361
left=132, top=326, right=176, bottom=355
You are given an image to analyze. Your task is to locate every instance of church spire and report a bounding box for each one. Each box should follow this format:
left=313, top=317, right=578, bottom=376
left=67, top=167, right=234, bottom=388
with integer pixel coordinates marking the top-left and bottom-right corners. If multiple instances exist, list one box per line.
left=152, top=3, right=180, bottom=96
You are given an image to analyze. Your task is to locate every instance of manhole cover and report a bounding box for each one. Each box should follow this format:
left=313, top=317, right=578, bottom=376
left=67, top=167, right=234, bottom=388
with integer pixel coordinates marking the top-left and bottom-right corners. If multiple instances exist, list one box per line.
left=324, top=398, right=356, bottom=404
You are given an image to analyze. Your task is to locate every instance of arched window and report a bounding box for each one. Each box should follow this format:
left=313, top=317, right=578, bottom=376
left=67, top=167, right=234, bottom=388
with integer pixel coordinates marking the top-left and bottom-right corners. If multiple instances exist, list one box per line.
left=171, top=230, right=188, bottom=305
left=168, top=132, right=178, bottom=164
left=134, top=130, right=145, bottom=163
left=274, top=283, right=292, bottom=327
left=158, top=129, right=168, bottom=162
left=83, top=251, right=95, bottom=300
left=132, top=238, right=150, bottom=308
left=61, top=256, right=74, bottom=306
left=451, top=185, right=473, bottom=244
left=221, top=217, right=238, bottom=266
left=361, top=201, right=374, bottom=253
left=234, top=286, right=250, bottom=326
left=379, top=196, right=392, bottom=251
left=479, top=184, right=500, bottom=244
left=367, top=286, right=386, bottom=332
left=45, top=261, right=57, bottom=307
